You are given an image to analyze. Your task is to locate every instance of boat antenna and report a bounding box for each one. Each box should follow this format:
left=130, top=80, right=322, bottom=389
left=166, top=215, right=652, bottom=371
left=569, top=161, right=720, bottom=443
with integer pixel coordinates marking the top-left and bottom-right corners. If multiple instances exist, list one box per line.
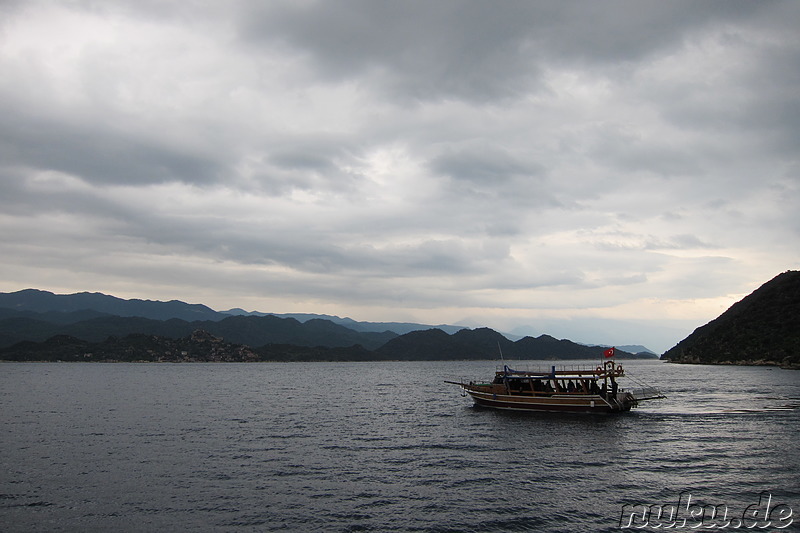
left=497, top=342, right=505, bottom=363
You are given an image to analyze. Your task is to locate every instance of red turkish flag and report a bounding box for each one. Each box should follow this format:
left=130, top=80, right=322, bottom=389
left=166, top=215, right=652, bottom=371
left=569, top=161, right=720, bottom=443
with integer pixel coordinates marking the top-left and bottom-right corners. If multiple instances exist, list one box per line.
left=604, top=347, right=615, bottom=358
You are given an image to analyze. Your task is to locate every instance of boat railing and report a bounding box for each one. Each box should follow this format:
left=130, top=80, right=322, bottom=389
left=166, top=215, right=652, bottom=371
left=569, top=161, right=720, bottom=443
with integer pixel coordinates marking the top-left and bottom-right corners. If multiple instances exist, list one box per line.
left=495, top=363, right=612, bottom=376
left=626, top=386, right=667, bottom=401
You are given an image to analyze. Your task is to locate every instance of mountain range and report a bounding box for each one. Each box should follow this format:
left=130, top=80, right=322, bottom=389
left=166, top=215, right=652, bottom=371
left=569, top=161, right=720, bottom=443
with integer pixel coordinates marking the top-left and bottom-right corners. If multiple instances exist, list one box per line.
left=221, top=309, right=467, bottom=336
left=0, top=289, right=654, bottom=361
left=4, top=268, right=795, bottom=365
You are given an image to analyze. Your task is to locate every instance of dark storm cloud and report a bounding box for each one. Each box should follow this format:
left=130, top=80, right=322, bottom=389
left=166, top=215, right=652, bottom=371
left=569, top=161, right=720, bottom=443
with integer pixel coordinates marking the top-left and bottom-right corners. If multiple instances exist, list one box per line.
left=0, top=113, right=223, bottom=186
left=430, top=146, right=543, bottom=185
left=256, top=136, right=366, bottom=196
left=585, top=127, right=704, bottom=178
left=525, top=1, right=764, bottom=63
left=427, top=145, right=561, bottom=227
left=237, top=0, right=767, bottom=103
left=239, top=1, right=540, bottom=102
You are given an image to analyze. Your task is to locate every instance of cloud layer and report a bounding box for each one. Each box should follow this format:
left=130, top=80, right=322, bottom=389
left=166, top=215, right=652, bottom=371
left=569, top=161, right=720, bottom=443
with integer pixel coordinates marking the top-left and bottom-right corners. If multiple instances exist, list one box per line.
left=1, top=1, right=798, bottom=352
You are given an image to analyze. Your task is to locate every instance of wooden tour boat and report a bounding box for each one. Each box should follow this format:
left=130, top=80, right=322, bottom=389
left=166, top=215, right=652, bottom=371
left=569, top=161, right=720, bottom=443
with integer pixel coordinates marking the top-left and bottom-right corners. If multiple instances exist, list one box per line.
left=447, top=354, right=665, bottom=414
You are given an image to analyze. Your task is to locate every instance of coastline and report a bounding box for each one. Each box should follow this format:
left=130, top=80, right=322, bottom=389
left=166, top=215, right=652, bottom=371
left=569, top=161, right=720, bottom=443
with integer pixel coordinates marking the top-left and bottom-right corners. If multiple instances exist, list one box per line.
left=663, top=358, right=800, bottom=370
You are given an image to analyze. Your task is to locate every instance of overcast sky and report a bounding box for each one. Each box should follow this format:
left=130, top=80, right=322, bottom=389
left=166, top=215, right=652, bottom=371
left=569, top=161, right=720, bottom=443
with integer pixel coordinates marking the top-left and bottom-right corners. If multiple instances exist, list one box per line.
left=1, top=1, right=798, bottom=353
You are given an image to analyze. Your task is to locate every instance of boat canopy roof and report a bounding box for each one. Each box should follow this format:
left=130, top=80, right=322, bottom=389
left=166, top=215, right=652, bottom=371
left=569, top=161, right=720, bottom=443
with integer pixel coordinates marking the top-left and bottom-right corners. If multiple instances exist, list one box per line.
left=497, top=362, right=624, bottom=379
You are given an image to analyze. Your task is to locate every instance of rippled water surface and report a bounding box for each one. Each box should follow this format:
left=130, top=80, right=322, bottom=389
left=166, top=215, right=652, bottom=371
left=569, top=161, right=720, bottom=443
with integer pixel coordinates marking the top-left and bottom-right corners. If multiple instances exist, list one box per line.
left=2, top=360, right=798, bottom=531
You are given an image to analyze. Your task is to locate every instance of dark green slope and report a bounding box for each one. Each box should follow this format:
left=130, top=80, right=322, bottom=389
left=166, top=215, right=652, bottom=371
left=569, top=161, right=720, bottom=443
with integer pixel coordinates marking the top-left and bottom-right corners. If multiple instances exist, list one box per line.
left=0, top=313, right=396, bottom=351
left=375, top=327, right=640, bottom=361
left=0, top=289, right=221, bottom=321
left=662, top=270, right=800, bottom=367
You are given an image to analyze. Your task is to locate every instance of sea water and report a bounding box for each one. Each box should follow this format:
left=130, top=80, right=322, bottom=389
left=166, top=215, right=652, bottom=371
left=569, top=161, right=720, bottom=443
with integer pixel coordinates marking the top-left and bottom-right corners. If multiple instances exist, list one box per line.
left=1, top=360, right=798, bottom=532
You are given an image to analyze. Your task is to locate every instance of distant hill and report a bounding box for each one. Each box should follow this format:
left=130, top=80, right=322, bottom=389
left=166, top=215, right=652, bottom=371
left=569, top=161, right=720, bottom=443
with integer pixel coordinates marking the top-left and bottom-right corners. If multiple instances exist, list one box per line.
left=374, top=327, right=650, bottom=361
left=221, top=309, right=466, bottom=335
left=0, top=330, right=260, bottom=362
left=588, top=344, right=655, bottom=355
left=0, top=313, right=397, bottom=351
left=197, top=315, right=397, bottom=350
left=661, top=271, right=800, bottom=368
left=0, top=289, right=467, bottom=337
left=0, top=326, right=651, bottom=362
left=0, top=289, right=221, bottom=322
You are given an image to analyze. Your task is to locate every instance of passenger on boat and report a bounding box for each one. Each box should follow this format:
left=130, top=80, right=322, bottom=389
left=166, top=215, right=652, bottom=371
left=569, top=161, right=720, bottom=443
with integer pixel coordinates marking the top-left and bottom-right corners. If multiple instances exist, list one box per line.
left=512, top=380, right=531, bottom=393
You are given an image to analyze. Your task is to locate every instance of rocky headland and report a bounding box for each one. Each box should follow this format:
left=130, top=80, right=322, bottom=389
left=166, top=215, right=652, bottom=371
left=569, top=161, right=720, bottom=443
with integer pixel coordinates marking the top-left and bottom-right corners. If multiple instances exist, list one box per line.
left=661, top=270, right=800, bottom=369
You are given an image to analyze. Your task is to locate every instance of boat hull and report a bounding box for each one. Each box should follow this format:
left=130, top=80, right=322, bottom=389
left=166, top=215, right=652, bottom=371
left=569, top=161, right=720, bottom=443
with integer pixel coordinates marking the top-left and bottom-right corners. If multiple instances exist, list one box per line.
left=464, top=389, right=632, bottom=413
